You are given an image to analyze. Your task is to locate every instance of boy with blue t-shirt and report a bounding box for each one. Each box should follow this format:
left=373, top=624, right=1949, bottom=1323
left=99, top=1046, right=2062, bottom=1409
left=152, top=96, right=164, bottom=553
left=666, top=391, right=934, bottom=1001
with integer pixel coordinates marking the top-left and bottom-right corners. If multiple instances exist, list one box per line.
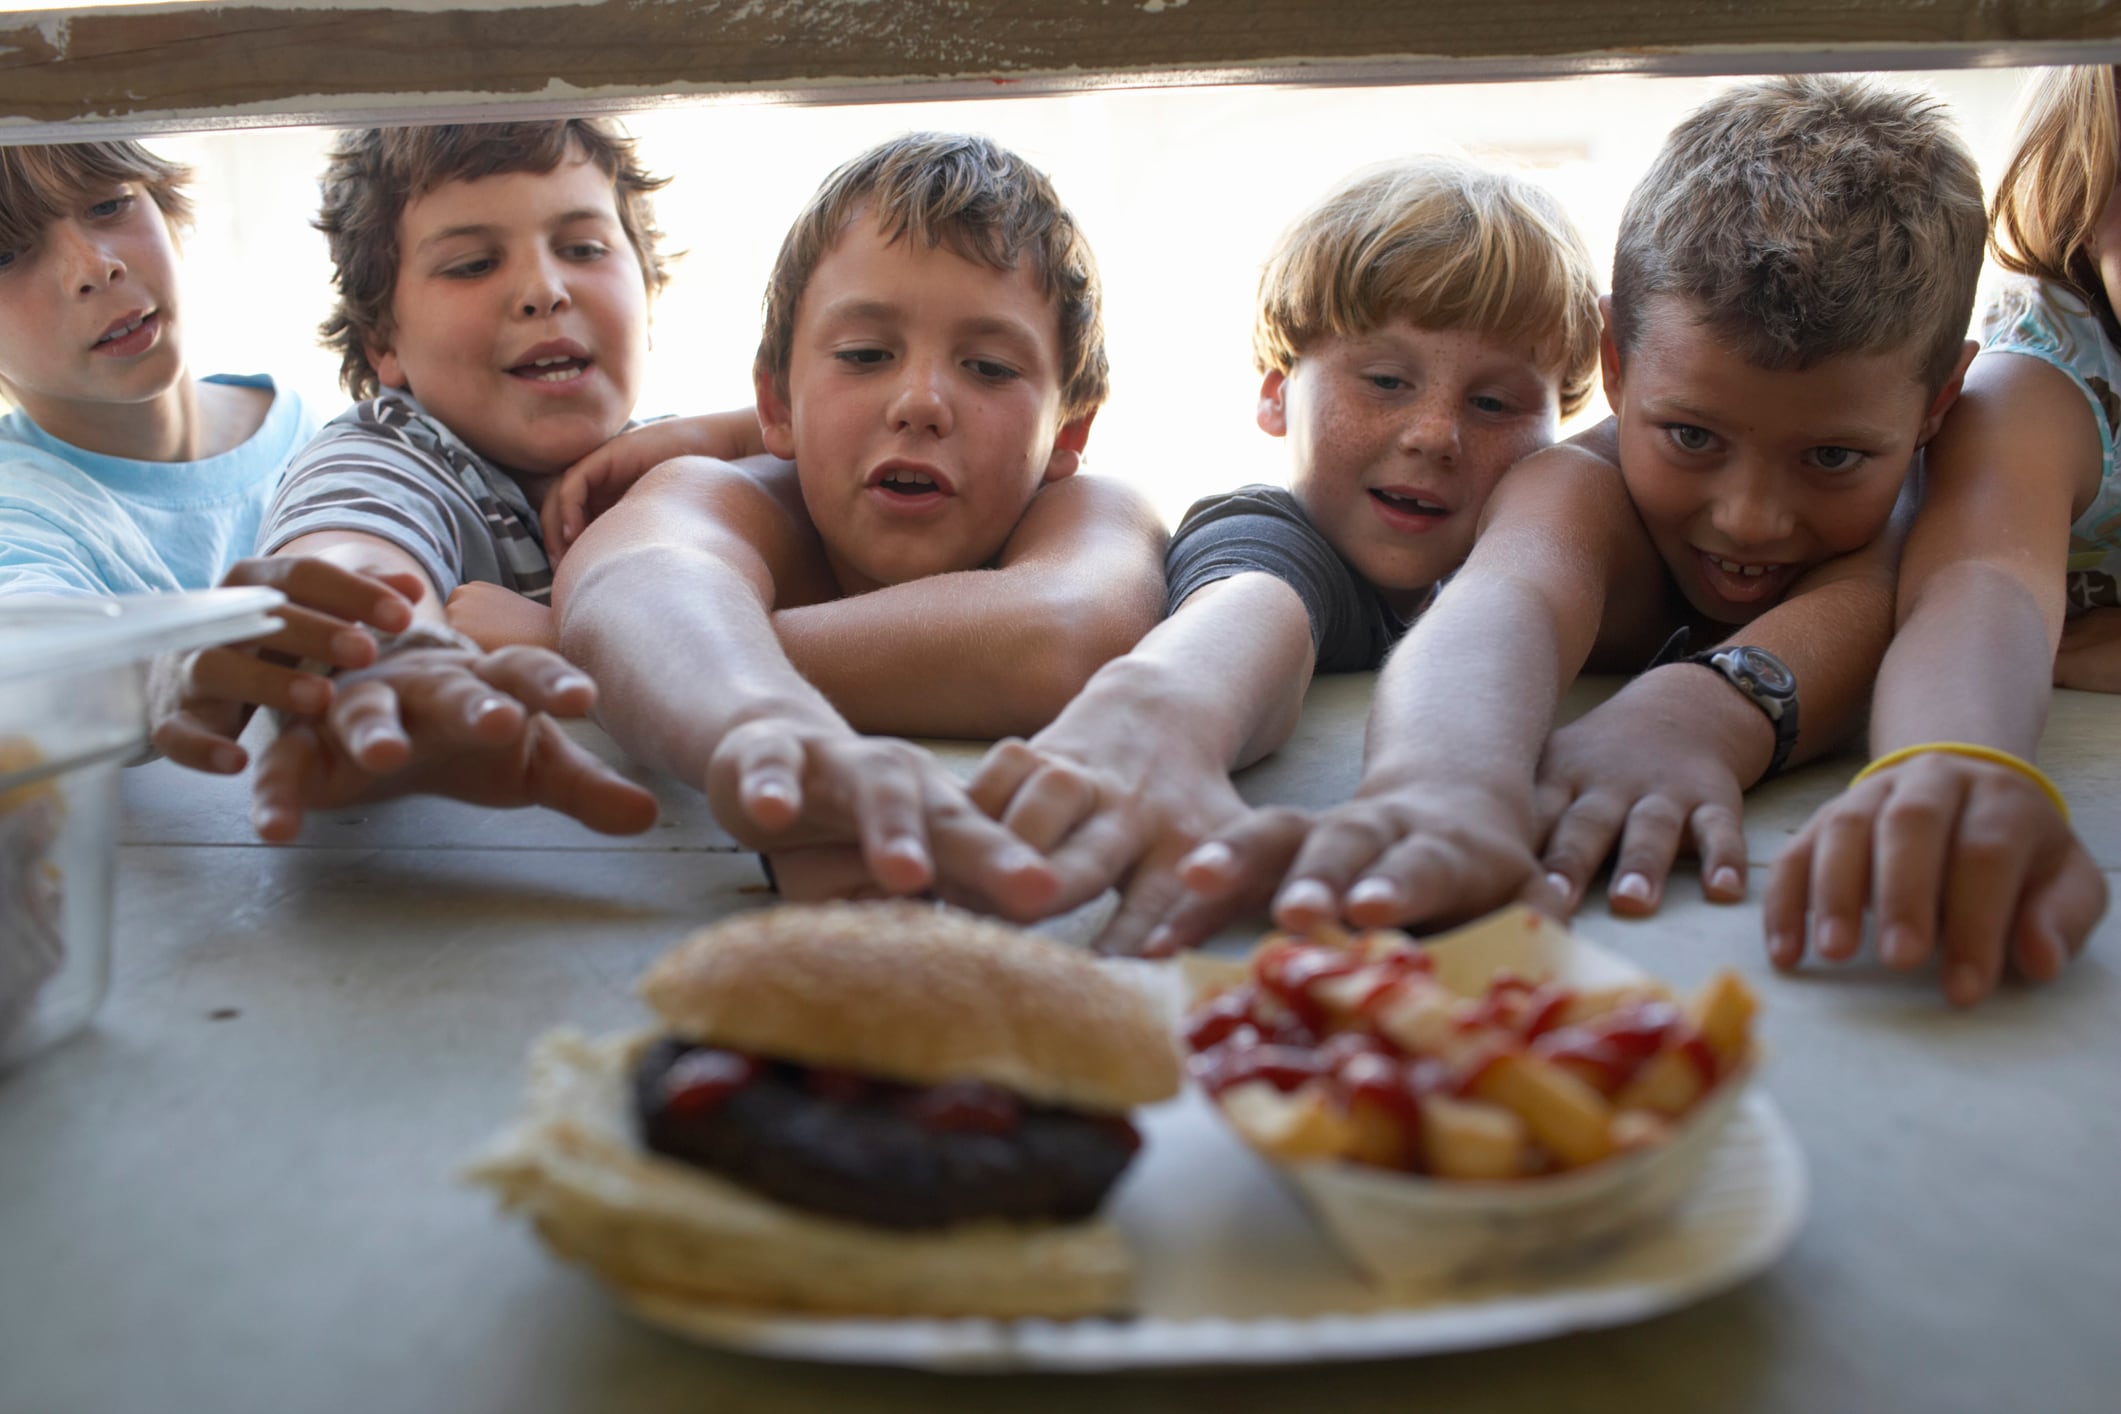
left=0, top=139, right=424, bottom=778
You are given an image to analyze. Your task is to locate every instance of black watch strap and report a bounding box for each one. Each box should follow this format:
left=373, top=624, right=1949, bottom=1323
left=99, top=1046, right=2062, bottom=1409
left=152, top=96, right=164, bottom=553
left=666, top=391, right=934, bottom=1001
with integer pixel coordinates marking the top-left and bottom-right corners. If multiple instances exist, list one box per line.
left=1691, top=645, right=1801, bottom=777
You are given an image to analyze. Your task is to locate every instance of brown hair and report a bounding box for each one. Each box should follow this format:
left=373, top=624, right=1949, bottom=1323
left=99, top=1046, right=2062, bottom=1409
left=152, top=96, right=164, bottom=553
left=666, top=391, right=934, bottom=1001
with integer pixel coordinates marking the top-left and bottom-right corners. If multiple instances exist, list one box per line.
left=0, top=141, right=193, bottom=257
left=316, top=119, right=669, bottom=399
left=754, top=132, right=1108, bottom=422
left=1989, top=66, right=2121, bottom=329
left=1253, top=154, right=1603, bottom=418
left=1611, top=75, right=1986, bottom=393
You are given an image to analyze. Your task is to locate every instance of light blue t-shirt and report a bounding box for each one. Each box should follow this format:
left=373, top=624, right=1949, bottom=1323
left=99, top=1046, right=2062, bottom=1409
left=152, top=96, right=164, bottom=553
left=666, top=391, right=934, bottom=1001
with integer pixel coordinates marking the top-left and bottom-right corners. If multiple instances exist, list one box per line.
left=1981, top=278, right=2121, bottom=613
left=0, top=374, right=318, bottom=597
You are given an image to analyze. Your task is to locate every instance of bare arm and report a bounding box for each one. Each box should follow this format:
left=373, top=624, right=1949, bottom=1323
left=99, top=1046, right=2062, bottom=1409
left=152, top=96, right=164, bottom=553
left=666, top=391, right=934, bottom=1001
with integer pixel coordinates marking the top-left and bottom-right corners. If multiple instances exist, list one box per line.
left=1764, top=352, right=2108, bottom=1005
left=1197, top=440, right=1647, bottom=934
left=773, top=474, right=1169, bottom=739
left=554, top=458, right=1056, bottom=913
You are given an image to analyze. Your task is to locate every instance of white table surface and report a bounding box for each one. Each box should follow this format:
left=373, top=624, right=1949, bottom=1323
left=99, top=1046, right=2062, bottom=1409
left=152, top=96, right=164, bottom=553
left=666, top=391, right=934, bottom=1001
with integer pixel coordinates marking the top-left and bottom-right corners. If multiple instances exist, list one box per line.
left=2, top=675, right=2116, bottom=1414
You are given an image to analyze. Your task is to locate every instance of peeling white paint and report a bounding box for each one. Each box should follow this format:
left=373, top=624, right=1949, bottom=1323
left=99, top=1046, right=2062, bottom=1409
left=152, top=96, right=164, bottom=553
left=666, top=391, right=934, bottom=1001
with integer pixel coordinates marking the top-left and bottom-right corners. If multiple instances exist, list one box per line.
left=1141, top=0, right=1188, bottom=12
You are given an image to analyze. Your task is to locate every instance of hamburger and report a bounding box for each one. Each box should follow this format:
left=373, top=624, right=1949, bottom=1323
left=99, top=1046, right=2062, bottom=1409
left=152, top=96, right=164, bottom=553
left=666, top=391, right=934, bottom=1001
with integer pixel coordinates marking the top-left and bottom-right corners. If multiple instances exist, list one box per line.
left=469, top=901, right=1181, bottom=1318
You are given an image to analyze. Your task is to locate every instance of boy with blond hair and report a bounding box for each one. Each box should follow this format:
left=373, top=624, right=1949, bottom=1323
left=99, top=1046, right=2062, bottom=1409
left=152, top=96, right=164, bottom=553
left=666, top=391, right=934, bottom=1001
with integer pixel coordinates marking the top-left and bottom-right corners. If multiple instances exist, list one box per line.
left=556, top=132, right=1165, bottom=916
left=1185, top=75, right=1987, bottom=942
left=967, top=154, right=1601, bottom=953
left=231, top=120, right=679, bottom=841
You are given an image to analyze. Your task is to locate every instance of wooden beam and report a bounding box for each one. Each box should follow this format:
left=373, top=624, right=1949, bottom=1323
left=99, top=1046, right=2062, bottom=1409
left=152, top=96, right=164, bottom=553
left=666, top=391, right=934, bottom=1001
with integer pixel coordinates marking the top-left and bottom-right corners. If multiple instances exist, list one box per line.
left=4, top=0, right=2121, bottom=141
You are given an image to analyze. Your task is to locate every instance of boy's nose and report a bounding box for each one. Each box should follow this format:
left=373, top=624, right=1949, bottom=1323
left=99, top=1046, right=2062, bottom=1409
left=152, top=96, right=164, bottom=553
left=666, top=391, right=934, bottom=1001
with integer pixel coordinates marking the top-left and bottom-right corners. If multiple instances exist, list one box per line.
left=515, top=258, right=570, bottom=318
left=889, top=364, right=953, bottom=437
left=1397, top=394, right=1460, bottom=463
left=1709, top=468, right=1796, bottom=546
left=57, top=222, right=122, bottom=295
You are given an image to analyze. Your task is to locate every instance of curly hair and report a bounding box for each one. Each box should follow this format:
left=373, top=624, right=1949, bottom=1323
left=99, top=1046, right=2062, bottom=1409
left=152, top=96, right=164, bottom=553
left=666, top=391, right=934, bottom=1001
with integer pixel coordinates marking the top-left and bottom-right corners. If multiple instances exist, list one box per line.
left=754, top=132, right=1108, bottom=423
left=316, top=119, right=669, bottom=399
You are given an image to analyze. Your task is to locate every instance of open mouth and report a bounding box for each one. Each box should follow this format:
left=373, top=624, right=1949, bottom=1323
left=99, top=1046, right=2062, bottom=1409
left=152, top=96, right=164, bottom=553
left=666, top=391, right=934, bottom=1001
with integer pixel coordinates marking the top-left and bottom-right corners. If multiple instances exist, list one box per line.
left=91, top=311, right=156, bottom=353
left=509, top=354, right=591, bottom=384
left=1694, top=549, right=1795, bottom=606
left=1367, top=488, right=1449, bottom=526
left=867, top=463, right=955, bottom=502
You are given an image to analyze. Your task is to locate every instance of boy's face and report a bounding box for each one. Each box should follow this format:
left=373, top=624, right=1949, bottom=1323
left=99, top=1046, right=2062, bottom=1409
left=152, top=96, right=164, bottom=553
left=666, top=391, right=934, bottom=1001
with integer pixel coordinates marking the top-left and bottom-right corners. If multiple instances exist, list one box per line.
left=1604, top=294, right=1967, bottom=626
left=755, top=209, right=1091, bottom=595
left=369, top=148, right=648, bottom=478
left=0, top=181, right=188, bottom=439
left=1261, top=320, right=1563, bottom=603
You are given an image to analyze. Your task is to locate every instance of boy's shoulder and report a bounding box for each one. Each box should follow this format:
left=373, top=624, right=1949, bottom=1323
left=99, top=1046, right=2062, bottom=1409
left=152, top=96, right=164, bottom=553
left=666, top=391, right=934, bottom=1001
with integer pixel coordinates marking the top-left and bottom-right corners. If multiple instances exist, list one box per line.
left=1170, top=482, right=1317, bottom=544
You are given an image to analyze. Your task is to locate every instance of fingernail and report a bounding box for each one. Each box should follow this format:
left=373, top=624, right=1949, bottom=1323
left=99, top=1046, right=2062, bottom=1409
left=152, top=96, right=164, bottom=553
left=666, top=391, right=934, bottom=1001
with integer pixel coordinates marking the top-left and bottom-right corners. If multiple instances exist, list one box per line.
left=553, top=674, right=593, bottom=696
left=1710, top=866, right=1742, bottom=897
left=1546, top=872, right=1574, bottom=902
left=330, top=629, right=368, bottom=661
left=1347, top=877, right=1397, bottom=909
left=1946, top=962, right=1985, bottom=1006
left=1768, top=931, right=1800, bottom=967
left=1817, top=918, right=1854, bottom=960
left=288, top=678, right=328, bottom=714
left=1183, top=842, right=1234, bottom=874
left=1142, top=926, right=1175, bottom=955
left=473, top=697, right=509, bottom=723
left=211, top=745, right=243, bottom=774
left=1880, top=925, right=1922, bottom=969
left=1612, top=872, right=1652, bottom=905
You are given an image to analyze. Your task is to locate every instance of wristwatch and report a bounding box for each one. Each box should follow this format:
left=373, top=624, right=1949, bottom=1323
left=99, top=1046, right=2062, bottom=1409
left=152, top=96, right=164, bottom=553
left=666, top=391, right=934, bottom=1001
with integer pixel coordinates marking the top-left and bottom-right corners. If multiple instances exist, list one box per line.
left=1684, top=645, right=1801, bottom=778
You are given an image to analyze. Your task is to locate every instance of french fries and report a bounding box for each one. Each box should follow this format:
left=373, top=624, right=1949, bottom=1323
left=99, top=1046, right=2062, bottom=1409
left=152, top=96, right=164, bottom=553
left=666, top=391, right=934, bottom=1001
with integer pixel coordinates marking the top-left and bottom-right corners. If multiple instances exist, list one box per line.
left=1182, top=923, right=1758, bottom=1181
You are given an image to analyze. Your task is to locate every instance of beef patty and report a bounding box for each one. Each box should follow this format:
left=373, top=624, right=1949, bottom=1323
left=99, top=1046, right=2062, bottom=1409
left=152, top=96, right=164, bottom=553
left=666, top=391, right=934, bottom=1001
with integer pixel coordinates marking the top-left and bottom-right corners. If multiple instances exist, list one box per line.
left=633, top=1038, right=1143, bottom=1230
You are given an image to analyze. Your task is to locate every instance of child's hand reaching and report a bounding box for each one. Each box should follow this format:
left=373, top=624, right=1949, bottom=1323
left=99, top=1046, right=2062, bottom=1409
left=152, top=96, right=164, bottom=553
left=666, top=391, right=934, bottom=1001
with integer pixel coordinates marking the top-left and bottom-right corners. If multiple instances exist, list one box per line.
left=704, top=717, right=1060, bottom=921
left=1762, top=747, right=2106, bottom=1007
left=965, top=734, right=1255, bottom=957
left=1182, top=777, right=1565, bottom=938
left=151, top=556, right=423, bottom=775
left=541, top=411, right=767, bottom=566
left=249, top=635, right=657, bottom=842
left=1533, top=685, right=1752, bottom=917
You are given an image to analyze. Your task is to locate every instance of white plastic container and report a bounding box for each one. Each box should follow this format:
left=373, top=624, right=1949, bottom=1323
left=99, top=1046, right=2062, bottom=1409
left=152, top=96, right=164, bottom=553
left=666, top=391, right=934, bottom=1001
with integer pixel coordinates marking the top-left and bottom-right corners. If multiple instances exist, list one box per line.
left=0, top=589, right=283, bottom=1068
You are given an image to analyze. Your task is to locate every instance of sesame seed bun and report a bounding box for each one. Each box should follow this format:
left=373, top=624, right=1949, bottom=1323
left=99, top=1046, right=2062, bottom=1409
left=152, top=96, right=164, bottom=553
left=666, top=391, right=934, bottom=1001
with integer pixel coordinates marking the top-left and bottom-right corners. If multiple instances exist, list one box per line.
left=637, top=902, right=1181, bottom=1113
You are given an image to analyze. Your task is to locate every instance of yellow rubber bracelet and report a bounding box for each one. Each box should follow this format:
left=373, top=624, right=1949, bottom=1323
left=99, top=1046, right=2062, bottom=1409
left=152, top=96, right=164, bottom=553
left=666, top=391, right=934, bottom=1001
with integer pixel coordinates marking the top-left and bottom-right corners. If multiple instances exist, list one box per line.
left=1850, top=742, right=2070, bottom=822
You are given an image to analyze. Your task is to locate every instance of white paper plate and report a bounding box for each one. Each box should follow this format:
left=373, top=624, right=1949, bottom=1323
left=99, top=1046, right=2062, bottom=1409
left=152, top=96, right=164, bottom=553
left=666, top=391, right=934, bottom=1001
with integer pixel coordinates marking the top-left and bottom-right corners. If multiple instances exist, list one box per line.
left=624, top=1071, right=1807, bottom=1371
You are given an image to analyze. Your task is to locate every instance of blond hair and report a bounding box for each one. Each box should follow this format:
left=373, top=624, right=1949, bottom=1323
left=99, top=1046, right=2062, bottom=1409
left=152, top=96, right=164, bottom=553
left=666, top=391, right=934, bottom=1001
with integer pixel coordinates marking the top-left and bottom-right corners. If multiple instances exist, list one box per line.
left=316, top=119, right=670, bottom=399
left=1989, top=66, right=2120, bottom=328
left=1612, top=75, right=1986, bottom=393
left=0, top=141, right=193, bottom=257
left=755, top=132, right=1108, bottom=423
left=1253, top=155, right=1602, bottom=418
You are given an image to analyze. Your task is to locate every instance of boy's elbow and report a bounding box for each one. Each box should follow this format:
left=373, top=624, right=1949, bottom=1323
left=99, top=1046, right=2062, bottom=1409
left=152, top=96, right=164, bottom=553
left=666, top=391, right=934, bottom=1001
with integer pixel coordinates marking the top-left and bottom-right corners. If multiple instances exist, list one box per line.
left=1001, top=587, right=1161, bottom=730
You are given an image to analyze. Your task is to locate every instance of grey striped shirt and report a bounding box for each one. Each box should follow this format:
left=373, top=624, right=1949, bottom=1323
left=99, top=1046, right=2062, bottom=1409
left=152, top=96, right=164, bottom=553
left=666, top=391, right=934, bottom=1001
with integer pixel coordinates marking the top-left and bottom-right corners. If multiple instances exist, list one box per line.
left=257, top=390, right=552, bottom=602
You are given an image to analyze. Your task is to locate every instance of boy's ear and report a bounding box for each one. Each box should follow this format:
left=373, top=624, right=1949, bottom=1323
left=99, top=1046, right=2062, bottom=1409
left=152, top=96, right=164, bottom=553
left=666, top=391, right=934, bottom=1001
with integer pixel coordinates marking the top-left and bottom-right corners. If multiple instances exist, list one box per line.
left=1597, top=295, right=1625, bottom=411
left=1042, top=410, right=1097, bottom=483
left=1917, top=339, right=1981, bottom=445
left=1257, top=370, right=1290, bottom=438
left=368, top=342, right=407, bottom=391
left=753, top=365, right=799, bottom=462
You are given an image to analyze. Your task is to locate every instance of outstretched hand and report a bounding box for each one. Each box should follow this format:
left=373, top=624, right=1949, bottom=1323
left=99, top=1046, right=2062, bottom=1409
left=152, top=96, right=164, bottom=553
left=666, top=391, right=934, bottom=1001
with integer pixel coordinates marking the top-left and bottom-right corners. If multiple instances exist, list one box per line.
left=1534, top=705, right=1750, bottom=918
left=250, top=642, right=656, bottom=842
left=152, top=557, right=422, bottom=775
left=1762, top=750, right=2105, bottom=1006
left=704, top=718, right=1060, bottom=921
left=966, top=736, right=1256, bottom=956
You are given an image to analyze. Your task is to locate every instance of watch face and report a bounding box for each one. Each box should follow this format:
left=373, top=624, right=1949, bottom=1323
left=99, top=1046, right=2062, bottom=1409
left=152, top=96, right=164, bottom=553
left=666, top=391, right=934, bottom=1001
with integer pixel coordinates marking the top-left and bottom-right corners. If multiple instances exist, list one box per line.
left=1729, top=647, right=1795, bottom=696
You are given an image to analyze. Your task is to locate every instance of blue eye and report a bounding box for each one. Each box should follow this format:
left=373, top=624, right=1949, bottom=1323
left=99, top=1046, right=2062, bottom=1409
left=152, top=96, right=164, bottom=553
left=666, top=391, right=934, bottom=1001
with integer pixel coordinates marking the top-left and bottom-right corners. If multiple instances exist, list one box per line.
left=0, top=249, right=17, bottom=272
left=86, top=196, right=131, bottom=220
left=1367, top=373, right=1408, bottom=392
left=1810, top=445, right=1865, bottom=472
left=443, top=257, right=497, bottom=279
left=1665, top=423, right=1714, bottom=454
left=967, top=358, right=1018, bottom=381
left=1471, top=394, right=1510, bottom=414
left=834, top=348, right=889, bottom=367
